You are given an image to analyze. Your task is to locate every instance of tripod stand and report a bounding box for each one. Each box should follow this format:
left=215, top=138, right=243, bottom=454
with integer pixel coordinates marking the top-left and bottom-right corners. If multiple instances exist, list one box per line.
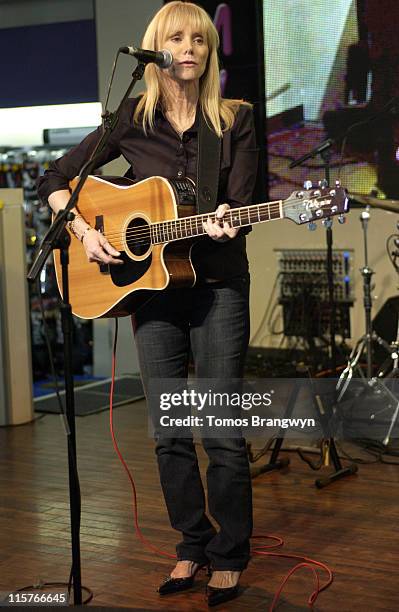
left=337, top=206, right=390, bottom=397
left=249, top=366, right=358, bottom=487
left=337, top=211, right=399, bottom=446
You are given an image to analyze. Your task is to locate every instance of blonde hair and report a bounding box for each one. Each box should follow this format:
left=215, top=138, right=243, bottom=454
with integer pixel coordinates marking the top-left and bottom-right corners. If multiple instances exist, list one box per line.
left=133, top=1, right=247, bottom=136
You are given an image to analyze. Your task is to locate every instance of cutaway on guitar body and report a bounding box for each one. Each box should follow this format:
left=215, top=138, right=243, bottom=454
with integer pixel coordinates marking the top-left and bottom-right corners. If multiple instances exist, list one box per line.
left=53, top=175, right=197, bottom=319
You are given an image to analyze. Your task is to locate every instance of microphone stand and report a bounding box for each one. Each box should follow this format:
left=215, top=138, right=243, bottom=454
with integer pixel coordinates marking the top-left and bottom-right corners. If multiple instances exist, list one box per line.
left=27, top=62, right=146, bottom=604
left=284, top=141, right=356, bottom=486
left=290, top=141, right=340, bottom=374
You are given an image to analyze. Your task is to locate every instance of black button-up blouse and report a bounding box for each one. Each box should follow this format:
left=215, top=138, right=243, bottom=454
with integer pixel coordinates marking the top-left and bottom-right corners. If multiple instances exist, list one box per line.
left=37, top=97, right=259, bottom=281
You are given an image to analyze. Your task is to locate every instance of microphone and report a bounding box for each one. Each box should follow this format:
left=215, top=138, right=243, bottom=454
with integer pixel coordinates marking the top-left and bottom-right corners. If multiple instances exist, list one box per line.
left=119, top=46, right=173, bottom=69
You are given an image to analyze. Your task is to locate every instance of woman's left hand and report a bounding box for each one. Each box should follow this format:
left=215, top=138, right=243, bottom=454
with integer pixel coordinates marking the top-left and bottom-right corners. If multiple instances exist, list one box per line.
left=203, top=203, right=239, bottom=242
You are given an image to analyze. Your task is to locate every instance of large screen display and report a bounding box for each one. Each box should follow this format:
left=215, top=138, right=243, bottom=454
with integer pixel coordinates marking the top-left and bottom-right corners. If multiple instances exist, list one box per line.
left=263, top=0, right=399, bottom=201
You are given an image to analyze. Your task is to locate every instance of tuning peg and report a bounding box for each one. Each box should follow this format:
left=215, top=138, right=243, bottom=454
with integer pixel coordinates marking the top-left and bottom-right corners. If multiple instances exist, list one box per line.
left=303, top=180, right=313, bottom=190
left=308, top=222, right=317, bottom=231
left=335, top=179, right=341, bottom=188
left=338, top=215, right=346, bottom=224
left=318, top=179, right=328, bottom=188
left=322, top=218, right=333, bottom=228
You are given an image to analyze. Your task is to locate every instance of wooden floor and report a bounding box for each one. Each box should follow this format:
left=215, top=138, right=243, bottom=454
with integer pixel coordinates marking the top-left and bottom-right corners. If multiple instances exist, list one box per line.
left=1, top=399, right=399, bottom=611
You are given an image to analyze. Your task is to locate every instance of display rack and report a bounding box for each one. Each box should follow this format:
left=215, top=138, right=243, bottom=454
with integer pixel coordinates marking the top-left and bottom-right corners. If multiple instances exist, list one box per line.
left=0, top=145, right=93, bottom=381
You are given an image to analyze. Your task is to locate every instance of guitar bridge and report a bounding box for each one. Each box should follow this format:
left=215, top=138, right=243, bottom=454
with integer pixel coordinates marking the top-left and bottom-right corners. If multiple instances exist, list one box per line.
left=95, top=215, right=109, bottom=274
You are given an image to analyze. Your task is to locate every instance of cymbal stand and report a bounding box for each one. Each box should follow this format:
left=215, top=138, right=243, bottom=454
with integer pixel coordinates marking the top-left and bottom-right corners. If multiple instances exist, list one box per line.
left=337, top=206, right=379, bottom=399
left=337, top=215, right=399, bottom=445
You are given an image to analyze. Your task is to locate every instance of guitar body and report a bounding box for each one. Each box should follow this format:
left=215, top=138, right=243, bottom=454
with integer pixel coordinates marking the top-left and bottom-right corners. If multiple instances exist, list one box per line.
left=53, top=175, right=197, bottom=319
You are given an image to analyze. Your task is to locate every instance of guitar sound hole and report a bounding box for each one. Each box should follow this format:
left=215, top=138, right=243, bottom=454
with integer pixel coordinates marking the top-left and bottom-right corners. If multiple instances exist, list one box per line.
left=126, top=217, right=151, bottom=257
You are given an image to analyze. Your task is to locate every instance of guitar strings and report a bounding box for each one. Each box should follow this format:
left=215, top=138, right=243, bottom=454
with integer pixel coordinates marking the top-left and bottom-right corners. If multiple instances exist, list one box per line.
left=97, top=193, right=336, bottom=243
left=100, top=202, right=284, bottom=244
left=78, top=194, right=336, bottom=248
left=102, top=205, right=283, bottom=240
left=103, top=215, right=281, bottom=247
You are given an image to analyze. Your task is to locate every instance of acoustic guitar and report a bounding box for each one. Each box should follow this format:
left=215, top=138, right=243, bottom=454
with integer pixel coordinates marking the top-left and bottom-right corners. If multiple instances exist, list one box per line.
left=53, top=175, right=349, bottom=319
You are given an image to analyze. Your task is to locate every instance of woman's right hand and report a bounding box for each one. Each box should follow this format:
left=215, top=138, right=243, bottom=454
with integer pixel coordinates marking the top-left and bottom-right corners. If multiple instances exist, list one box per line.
left=82, top=229, right=123, bottom=265
left=47, top=190, right=123, bottom=266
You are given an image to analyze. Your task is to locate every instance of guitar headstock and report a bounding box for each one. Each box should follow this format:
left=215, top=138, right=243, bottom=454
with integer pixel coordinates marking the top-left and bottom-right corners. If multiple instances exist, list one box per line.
left=283, top=181, right=349, bottom=225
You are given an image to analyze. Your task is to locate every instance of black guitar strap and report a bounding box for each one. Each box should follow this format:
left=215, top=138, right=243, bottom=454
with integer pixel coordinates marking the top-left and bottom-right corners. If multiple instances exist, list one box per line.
left=196, top=110, right=222, bottom=214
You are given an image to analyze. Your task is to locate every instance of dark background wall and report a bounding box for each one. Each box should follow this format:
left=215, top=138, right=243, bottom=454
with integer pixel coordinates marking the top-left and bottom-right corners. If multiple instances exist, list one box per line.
left=0, top=0, right=98, bottom=108
left=0, top=20, right=98, bottom=108
left=165, top=0, right=268, bottom=200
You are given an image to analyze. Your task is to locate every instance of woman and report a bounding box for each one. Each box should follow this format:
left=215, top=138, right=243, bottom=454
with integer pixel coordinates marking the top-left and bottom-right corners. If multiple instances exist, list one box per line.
left=38, top=1, right=258, bottom=606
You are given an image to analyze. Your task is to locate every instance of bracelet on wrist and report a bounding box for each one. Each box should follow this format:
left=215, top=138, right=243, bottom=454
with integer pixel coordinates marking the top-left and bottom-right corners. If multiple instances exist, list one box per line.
left=80, top=226, right=92, bottom=242
left=67, top=214, right=82, bottom=239
left=67, top=214, right=92, bottom=241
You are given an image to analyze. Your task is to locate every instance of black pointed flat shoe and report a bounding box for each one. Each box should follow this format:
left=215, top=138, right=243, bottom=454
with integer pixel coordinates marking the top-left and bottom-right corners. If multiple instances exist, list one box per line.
left=206, top=583, right=240, bottom=607
left=158, top=563, right=210, bottom=595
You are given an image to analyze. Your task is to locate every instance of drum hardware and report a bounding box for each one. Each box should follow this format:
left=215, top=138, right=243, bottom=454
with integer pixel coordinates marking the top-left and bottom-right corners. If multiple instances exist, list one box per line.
left=337, top=207, right=377, bottom=396
left=337, top=212, right=399, bottom=446
left=349, top=192, right=399, bottom=213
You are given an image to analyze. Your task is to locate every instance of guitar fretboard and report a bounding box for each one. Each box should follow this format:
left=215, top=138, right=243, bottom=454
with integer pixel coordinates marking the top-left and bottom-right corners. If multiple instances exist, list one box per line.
left=150, top=201, right=283, bottom=244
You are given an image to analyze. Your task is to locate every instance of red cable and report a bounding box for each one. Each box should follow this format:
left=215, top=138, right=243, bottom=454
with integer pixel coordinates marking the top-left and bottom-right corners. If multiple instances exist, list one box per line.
left=250, top=535, right=333, bottom=609
left=109, top=325, right=334, bottom=607
left=109, top=342, right=175, bottom=559
left=270, top=562, right=320, bottom=609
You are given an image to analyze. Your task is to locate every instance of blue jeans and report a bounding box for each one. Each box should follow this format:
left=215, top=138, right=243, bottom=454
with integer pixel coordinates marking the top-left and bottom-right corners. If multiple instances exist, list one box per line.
left=132, top=274, right=252, bottom=570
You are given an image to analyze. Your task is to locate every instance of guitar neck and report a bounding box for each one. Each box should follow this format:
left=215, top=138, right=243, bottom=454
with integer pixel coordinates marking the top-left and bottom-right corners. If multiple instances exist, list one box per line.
left=151, top=200, right=284, bottom=243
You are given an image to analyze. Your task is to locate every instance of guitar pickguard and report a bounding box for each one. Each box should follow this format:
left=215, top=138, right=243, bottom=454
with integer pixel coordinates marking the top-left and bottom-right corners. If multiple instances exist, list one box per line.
left=110, top=252, right=152, bottom=287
